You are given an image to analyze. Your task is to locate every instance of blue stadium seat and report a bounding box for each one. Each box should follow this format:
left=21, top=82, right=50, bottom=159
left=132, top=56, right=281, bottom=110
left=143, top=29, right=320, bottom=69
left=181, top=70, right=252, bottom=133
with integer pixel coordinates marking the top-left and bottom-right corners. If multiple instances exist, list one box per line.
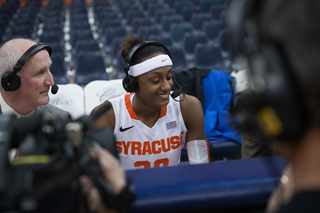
left=114, top=50, right=126, bottom=79
left=72, top=39, right=100, bottom=57
left=16, top=7, right=39, bottom=27
left=0, top=1, right=19, bottom=22
left=24, top=0, right=42, bottom=10
left=140, top=0, right=158, bottom=10
left=70, top=13, right=89, bottom=25
left=167, top=46, right=188, bottom=73
left=111, top=37, right=125, bottom=70
left=69, top=29, right=94, bottom=49
left=43, top=16, right=64, bottom=26
left=74, top=51, right=109, bottom=85
left=51, top=53, right=69, bottom=84
left=0, top=14, right=10, bottom=38
left=39, top=31, right=64, bottom=46
left=191, top=13, right=212, bottom=31
left=9, top=26, right=34, bottom=40
left=148, top=34, right=173, bottom=47
left=42, top=23, right=64, bottom=38
left=194, top=43, right=225, bottom=70
left=98, top=19, right=122, bottom=35
left=137, top=26, right=161, bottom=40
left=218, top=29, right=232, bottom=59
left=103, top=27, right=127, bottom=54
left=203, top=20, right=224, bottom=42
left=0, top=29, right=4, bottom=44
left=94, top=4, right=114, bottom=16
left=121, top=3, right=142, bottom=20
left=174, top=0, right=194, bottom=15
left=49, top=42, right=65, bottom=56
left=210, top=4, right=226, bottom=20
left=93, top=1, right=109, bottom=10
left=46, top=0, right=64, bottom=10
left=182, top=32, right=208, bottom=61
left=181, top=6, right=200, bottom=22
left=12, top=17, right=38, bottom=33
left=69, top=1, right=87, bottom=11
left=200, top=0, right=227, bottom=13
left=146, top=3, right=166, bottom=17
left=131, top=18, right=154, bottom=34
left=155, top=8, right=175, bottom=24
left=43, top=9, right=64, bottom=18
left=170, top=22, right=193, bottom=46
left=163, top=0, right=175, bottom=8
left=161, top=15, right=183, bottom=33
left=1, top=0, right=19, bottom=13
left=70, top=21, right=91, bottom=32
left=125, top=10, right=145, bottom=26
left=94, top=11, right=119, bottom=28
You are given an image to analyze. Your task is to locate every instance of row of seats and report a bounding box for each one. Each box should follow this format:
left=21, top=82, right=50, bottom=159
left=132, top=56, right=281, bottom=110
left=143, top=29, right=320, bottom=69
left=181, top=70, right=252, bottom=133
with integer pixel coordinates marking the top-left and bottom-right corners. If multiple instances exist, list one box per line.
left=0, top=0, right=20, bottom=41
left=0, top=0, right=234, bottom=85
left=91, top=0, right=233, bottom=79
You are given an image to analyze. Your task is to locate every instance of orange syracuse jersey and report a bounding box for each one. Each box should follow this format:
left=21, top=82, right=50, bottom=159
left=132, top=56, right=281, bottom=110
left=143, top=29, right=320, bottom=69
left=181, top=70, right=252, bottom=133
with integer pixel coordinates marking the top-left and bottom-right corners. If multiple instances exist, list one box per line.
left=109, top=93, right=187, bottom=170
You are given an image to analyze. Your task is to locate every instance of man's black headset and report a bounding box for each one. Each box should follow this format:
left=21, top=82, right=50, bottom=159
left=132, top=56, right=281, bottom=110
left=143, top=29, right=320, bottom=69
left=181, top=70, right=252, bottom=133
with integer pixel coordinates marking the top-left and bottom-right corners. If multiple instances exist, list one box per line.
left=226, top=0, right=308, bottom=142
left=122, top=41, right=183, bottom=100
left=1, top=42, right=58, bottom=94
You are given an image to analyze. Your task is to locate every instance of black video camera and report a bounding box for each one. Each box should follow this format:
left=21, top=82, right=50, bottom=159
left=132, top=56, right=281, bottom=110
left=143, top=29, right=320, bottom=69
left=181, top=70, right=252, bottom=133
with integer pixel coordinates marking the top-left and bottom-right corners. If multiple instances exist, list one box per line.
left=0, top=104, right=128, bottom=213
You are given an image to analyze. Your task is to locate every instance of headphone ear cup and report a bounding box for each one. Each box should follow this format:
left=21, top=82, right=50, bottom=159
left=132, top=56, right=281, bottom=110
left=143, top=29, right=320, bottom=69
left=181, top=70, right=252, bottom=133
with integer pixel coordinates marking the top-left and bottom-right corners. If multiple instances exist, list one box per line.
left=122, top=76, right=139, bottom=92
left=1, top=72, right=21, bottom=91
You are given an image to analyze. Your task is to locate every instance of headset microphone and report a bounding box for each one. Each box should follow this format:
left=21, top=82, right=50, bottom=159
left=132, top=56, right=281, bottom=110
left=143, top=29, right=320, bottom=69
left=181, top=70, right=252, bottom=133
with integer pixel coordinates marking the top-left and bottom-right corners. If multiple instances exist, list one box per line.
left=171, top=76, right=185, bottom=102
left=51, top=84, right=59, bottom=94
left=171, top=89, right=181, bottom=99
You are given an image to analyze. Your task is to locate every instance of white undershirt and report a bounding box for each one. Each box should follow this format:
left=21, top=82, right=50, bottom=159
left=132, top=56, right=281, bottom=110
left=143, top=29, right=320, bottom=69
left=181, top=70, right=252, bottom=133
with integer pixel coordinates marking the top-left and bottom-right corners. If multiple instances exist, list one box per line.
left=0, top=92, right=34, bottom=118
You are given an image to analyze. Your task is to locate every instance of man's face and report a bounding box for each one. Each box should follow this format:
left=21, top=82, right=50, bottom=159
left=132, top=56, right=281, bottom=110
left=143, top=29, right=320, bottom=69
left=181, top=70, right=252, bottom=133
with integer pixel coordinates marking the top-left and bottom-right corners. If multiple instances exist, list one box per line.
left=17, top=49, right=54, bottom=109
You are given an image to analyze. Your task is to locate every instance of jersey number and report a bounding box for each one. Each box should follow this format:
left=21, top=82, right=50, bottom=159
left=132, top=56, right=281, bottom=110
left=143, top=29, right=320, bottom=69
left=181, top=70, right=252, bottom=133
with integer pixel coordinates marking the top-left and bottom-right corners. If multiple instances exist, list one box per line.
left=134, top=158, right=169, bottom=168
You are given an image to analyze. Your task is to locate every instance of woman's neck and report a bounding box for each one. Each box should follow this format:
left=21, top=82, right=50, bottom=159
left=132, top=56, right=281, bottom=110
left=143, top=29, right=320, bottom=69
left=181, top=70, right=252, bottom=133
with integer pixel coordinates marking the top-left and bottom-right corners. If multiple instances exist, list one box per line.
left=132, top=94, right=162, bottom=128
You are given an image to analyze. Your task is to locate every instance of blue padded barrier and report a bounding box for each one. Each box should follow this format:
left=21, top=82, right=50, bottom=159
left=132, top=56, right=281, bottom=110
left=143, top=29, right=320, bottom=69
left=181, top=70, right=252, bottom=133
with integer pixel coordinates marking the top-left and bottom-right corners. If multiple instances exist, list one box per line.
left=126, top=155, right=287, bottom=213
left=209, top=140, right=241, bottom=160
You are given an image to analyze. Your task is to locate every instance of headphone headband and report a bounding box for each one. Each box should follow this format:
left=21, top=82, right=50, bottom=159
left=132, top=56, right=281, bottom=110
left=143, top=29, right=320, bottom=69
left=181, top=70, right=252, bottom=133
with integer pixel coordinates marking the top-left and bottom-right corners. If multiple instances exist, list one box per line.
left=122, top=41, right=171, bottom=93
left=123, top=41, right=171, bottom=75
left=13, top=42, right=52, bottom=74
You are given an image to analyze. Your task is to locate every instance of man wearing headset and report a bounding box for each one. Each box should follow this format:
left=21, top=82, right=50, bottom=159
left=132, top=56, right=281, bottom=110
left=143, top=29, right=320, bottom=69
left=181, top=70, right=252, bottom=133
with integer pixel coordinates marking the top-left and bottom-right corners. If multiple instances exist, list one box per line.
left=0, top=38, right=70, bottom=120
left=0, top=39, right=134, bottom=212
left=227, top=0, right=320, bottom=212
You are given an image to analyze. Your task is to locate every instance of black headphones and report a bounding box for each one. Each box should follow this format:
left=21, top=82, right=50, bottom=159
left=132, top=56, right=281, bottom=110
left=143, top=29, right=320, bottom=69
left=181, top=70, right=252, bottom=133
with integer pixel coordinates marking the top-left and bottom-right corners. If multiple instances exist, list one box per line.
left=226, top=0, right=308, bottom=141
left=122, top=41, right=172, bottom=93
left=1, top=42, right=52, bottom=92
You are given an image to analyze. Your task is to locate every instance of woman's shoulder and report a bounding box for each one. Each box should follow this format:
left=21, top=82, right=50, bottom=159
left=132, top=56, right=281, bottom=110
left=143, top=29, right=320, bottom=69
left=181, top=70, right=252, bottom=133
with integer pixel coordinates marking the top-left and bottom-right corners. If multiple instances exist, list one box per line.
left=180, top=94, right=204, bottom=122
left=91, top=101, right=113, bottom=116
left=91, top=101, right=116, bottom=130
left=181, top=94, right=202, bottom=109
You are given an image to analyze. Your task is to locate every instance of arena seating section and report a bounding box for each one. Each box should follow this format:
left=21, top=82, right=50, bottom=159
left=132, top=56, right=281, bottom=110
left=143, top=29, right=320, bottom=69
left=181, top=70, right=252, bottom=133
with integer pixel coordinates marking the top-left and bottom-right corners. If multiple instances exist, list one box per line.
left=0, top=0, right=232, bottom=83
left=0, top=1, right=286, bottom=212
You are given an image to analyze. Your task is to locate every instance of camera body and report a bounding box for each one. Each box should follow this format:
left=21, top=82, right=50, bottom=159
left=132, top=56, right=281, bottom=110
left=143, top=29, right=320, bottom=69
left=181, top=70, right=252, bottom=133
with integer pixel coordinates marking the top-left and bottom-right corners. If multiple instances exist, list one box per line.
left=0, top=112, right=119, bottom=213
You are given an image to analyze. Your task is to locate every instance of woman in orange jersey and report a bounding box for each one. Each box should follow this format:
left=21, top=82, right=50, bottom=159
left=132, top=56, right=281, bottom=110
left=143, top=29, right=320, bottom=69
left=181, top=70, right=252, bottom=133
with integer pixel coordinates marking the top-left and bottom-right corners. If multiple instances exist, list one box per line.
left=92, top=36, right=210, bottom=170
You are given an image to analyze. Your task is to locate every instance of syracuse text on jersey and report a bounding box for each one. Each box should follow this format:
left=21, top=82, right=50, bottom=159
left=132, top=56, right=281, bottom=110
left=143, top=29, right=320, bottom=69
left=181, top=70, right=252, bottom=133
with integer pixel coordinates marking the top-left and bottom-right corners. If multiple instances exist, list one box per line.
left=116, top=132, right=185, bottom=155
